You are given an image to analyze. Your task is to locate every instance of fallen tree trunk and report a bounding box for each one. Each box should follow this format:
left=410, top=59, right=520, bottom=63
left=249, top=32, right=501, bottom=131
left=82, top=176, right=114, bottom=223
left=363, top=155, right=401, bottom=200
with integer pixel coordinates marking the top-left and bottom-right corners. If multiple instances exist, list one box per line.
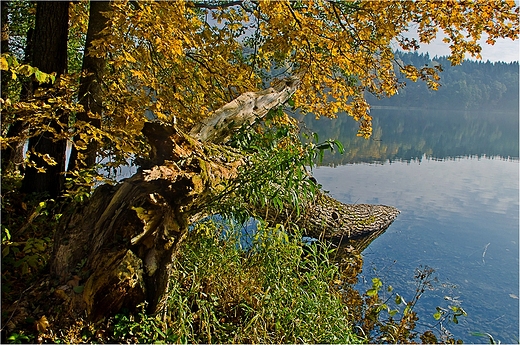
left=50, top=76, right=399, bottom=321
left=297, top=192, right=399, bottom=240
left=51, top=125, right=243, bottom=318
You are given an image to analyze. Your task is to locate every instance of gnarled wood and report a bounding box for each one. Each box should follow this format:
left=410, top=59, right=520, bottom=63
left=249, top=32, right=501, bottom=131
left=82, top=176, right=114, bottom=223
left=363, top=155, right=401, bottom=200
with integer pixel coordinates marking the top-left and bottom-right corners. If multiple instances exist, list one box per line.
left=299, top=192, right=399, bottom=240
left=51, top=76, right=399, bottom=320
left=52, top=125, right=242, bottom=318
left=189, top=75, right=301, bottom=143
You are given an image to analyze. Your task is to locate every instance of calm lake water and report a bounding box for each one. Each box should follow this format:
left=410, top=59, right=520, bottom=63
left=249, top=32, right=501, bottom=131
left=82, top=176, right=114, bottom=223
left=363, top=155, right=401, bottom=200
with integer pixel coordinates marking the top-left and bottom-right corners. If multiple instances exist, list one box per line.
left=302, top=108, right=519, bottom=343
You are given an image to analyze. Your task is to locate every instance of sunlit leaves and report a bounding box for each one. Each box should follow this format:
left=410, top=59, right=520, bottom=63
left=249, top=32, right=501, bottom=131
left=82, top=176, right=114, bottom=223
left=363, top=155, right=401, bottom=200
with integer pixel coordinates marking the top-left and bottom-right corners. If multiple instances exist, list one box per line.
left=0, top=53, right=56, bottom=84
left=68, top=0, right=518, bottom=156
left=3, top=0, right=518, bottom=193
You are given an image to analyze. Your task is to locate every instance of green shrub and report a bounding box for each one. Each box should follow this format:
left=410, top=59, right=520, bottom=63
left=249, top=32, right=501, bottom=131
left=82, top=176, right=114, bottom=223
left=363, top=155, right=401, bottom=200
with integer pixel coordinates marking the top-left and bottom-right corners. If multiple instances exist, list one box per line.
left=152, top=219, right=365, bottom=344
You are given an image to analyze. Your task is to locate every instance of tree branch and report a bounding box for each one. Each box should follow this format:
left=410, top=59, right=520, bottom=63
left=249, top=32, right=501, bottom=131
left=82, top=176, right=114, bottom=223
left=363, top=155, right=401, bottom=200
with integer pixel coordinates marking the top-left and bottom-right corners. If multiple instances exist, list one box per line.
left=191, top=0, right=244, bottom=10
left=189, top=74, right=302, bottom=143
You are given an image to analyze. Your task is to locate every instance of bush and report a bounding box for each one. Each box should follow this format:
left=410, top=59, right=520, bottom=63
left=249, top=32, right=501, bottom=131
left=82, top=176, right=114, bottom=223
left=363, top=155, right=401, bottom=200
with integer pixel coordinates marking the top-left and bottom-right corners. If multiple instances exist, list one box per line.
left=126, top=219, right=366, bottom=344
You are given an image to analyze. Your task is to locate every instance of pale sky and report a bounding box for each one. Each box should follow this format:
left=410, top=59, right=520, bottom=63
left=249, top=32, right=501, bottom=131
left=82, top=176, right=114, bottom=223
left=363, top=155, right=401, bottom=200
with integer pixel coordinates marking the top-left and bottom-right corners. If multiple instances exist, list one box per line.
left=418, top=36, right=519, bottom=63
left=396, top=31, right=520, bottom=63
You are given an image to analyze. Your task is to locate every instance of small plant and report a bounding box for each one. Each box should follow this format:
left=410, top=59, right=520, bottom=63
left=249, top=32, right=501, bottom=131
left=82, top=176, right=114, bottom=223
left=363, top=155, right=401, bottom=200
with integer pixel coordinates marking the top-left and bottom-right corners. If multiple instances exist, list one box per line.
left=6, top=331, right=33, bottom=344
left=354, top=265, right=465, bottom=343
left=1, top=200, right=55, bottom=277
left=110, top=303, right=176, bottom=343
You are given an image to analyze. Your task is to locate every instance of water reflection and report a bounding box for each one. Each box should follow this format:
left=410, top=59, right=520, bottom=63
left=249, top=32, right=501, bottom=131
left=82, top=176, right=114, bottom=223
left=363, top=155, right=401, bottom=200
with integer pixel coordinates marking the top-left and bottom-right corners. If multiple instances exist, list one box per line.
left=314, top=157, right=519, bottom=343
left=298, top=108, right=519, bottom=164
left=313, top=156, right=519, bottom=218
left=300, top=108, right=519, bottom=343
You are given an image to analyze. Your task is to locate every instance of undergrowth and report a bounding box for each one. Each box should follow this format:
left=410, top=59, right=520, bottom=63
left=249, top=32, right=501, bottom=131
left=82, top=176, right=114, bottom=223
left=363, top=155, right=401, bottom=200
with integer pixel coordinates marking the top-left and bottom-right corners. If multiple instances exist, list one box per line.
left=97, top=219, right=464, bottom=344
left=160, top=220, right=362, bottom=344
left=2, top=199, right=467, bottom=344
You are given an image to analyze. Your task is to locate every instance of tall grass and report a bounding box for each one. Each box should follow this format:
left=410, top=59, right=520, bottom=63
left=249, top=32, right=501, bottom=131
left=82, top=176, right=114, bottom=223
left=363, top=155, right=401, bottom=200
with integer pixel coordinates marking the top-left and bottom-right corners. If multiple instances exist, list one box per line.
left=161, top=219, right=365, bottom=344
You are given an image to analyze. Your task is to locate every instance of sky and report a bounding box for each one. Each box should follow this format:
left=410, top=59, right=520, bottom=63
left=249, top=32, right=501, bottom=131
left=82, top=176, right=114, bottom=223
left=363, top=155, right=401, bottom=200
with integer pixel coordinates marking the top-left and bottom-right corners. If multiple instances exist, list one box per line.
left=399, top=34, right=520, bottom=63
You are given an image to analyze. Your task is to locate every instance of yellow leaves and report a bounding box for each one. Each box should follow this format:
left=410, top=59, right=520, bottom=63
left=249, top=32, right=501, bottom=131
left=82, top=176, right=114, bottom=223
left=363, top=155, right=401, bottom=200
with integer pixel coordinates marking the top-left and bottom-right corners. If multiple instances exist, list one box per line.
left=172, top=41, right=184, bottom=56
left=123, top=51, right=137, bottom=63
left=130, top=69, right=145, bottom=80
left=35, top=315, right=50, bottom=333
left=36, top=0, right=516, bottom=161
left=0, top=56, right=7, bottom=71
left=486, top=37, right=496, bottom=45
left=42, top=154, right=58, bottom=166
left=1, top=53, right=57, bottom=84
left=401, top=65, right=420, bottom=82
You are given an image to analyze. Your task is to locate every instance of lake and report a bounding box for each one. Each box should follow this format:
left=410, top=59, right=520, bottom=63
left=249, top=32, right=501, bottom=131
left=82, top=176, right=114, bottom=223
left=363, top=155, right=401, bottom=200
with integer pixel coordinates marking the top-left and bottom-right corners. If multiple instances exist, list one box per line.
left=301, top=108, right=519, bottom=343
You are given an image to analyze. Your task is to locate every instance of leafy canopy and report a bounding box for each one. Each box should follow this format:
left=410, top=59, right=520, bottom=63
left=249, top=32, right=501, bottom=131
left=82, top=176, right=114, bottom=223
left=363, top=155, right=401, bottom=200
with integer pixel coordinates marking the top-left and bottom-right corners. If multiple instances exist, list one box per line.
left=90, top=0, right=518, bottom=142
left=1, top=0, right=518, bottom=173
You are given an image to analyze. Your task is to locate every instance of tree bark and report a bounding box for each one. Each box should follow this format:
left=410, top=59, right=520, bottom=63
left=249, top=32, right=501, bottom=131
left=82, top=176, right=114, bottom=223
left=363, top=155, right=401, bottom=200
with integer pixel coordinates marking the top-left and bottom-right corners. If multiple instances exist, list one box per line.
left=270, top=192, right=399, bottom=241
left=51, top=76, right=399, bottom=321
left=21, top=1, right=69, bottom=198
left=1, top=0, right=9, bottom=99
left=68, top=1, right=110, bottom=171
left=52, top=123, right=243, bottom=319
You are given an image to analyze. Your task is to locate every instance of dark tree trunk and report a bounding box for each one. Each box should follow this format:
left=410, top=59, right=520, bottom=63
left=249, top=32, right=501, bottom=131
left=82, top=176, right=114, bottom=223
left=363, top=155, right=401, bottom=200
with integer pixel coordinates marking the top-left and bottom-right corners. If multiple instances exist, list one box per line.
left=1, top=0, right=9, bottom=99
left=1, top=0, right=15, bottom=172
left=68, top=1, right=110, bottom=171
left=21, top=1, right=69, bottom=198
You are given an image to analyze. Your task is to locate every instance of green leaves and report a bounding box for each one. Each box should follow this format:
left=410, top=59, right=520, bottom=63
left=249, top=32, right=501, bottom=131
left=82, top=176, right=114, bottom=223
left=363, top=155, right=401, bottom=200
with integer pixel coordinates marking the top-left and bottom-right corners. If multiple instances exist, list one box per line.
left=366, top=277, right=383, bottom=297
left=366, top=288, right=378, bottom=297
left=301, top=132, right=345, bottom=166
left=218, top=111, right=325, bottom=223
left=433, top=311, right=442, bottom=320
left=394, top=293, right=405, bottom=305
left=432, top=304, right=467, bottom=324
left=372, top=277, right=383, bottom=289
left=73, top=285, right=85, bottom=294
left=1, top=53, right=56, bottom=84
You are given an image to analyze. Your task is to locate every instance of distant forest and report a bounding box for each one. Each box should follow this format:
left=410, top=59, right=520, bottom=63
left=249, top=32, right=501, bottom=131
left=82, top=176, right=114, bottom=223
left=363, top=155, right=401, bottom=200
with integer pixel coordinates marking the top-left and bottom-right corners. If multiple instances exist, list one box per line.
left=366, top=52, right=519, bottom=112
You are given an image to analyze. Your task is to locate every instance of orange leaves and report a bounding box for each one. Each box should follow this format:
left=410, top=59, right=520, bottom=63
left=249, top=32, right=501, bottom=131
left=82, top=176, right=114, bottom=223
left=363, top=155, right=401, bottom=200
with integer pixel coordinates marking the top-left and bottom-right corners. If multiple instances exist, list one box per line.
left=412, top=0, right=518, bottom=62
left=25, top=0, right=513, bottom=162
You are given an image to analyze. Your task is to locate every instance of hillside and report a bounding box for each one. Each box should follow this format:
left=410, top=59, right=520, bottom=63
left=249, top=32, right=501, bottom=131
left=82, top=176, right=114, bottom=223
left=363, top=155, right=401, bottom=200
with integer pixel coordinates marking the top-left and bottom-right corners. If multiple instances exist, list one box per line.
left=366, top=52, right=519, bottom=112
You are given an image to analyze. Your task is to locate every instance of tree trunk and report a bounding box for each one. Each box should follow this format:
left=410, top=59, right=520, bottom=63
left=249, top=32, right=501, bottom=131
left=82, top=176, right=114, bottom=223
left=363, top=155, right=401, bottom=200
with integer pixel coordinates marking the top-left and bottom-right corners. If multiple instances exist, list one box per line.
left=68, top=1, right=110, bottom=171
left=51, top=76, right=399, bottom=321
left=52, top=123, right=243, bottom=318
left=1, top=0, right=9, bottom=99
left=21, top=1, right=69, bottom=198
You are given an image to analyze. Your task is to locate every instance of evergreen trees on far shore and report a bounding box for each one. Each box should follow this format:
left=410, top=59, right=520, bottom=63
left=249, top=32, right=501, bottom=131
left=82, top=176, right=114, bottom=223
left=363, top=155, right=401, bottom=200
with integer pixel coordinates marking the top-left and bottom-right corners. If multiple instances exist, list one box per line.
left=367, top=52, right=519, bottom=112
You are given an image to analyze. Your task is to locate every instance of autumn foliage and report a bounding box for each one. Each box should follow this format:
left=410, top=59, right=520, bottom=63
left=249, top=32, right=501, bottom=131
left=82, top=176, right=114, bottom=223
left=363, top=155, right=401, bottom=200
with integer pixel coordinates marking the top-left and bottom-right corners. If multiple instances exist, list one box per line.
left=0, top=0, right=518, bottom=341
left=1, top=1, right=518, bottom=187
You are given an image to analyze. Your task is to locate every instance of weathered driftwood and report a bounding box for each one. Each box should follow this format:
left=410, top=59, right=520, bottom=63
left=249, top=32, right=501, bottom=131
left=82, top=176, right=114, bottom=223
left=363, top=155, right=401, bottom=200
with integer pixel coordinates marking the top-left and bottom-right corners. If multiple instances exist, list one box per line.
left=299, top=192, right=399, bottom=240
left=50, top=76, right=399, bottom=320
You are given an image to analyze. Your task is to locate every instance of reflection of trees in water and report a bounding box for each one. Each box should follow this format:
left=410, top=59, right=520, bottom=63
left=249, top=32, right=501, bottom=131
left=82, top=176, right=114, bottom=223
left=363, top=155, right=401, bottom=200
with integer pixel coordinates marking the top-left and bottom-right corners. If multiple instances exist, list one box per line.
left=299, top=108, right=519, bottom=165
